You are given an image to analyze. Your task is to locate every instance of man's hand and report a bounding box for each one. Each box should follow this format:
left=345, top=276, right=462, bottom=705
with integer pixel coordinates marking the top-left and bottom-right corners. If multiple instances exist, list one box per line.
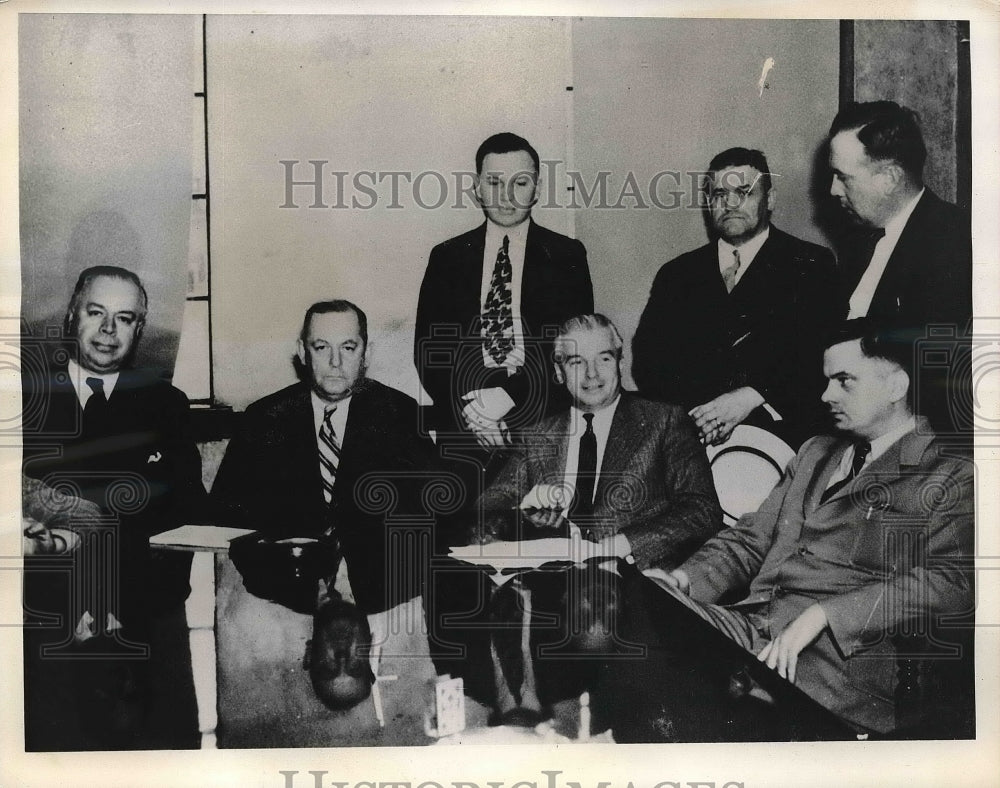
left=22, top=517, right=55, bottom=555
left=519, top=483, right=570, bottom=529
left=642, top=567, right=691, bottom=595
left=756, top=603, right=828, bottom=683
left=461, top=387, right=515, bottom=426
left=462, top=388, right=515, bottom=448
left=689, top=387, right=765, bottom=446
left=469, top=418, right=509, bottom=449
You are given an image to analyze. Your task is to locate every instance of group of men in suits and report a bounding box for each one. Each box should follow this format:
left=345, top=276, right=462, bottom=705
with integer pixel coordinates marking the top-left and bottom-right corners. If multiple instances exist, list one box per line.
left=21, top=98, right=975, bottom=746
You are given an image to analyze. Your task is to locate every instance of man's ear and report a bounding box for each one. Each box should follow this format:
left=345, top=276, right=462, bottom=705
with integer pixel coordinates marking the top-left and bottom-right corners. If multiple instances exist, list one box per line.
left=296, top=338, right=306, bottom=365
left=363, top=340, right=373, bottom=371
left=553, top=363, right=565, bottom=385
left=879, top=162, right=904, bottom=195
left=765, top=186, right=776, bottom=213
left=135, top=319, right=145, bottom=343
left=889, top=367, right=910, bottom=405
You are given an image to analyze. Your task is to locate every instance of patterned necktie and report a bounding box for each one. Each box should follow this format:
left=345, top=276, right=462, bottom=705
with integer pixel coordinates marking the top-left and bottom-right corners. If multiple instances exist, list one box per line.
left=722, top=248, right=741, bottom=293
left=820, top=440, right=871, bottom=504
left=568, top=413, right=597, bottom=523
left=83, top=376, right=110, bottom=432
left=318, top=406, right=341, bottom=504
left=482, top=234, right=515, bottom=364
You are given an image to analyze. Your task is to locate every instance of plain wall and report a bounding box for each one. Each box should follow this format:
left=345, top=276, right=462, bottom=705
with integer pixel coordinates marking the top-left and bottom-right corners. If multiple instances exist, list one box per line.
left=570, top=18, right=840, bottom=387
left=854, top=20, right=963, bottom=205
left=19, top=14, right=196, bottom=370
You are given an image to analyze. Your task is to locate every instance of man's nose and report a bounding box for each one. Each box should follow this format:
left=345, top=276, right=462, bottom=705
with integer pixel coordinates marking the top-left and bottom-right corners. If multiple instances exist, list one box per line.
left=100, top=316, right=116, bottom=335
left=830, top=176, right=844, bottom=198
left=328, top=347, right=341, bottom=367
left=820, top=380, right=835, bottom=402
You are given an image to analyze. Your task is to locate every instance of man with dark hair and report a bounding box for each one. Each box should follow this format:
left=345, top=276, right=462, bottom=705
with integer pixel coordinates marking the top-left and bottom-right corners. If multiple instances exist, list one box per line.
left=414, top=131, right=594, bottom=454
left=212, top=299, right=436, bottom=617
left=21, top=265, right=207, bottom=750
left=633, top=147, right=843, bottom=449
left=439, top=313, right=720, bottom=719
left=828, top=101, right=972, bottom=438
left=601, top=318, right=973, bottom=739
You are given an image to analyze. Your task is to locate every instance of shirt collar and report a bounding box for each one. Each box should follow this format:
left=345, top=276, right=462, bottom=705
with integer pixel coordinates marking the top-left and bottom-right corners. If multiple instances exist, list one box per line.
left=882, top=188, right=924, bottom=239
left=485, top=217, right=530, bottom=253
left=310, top=390, right=353, bottom=438
left=718, top=225, right=770, bottom=273
left=68, top=358, right=120, bottom=404
left=867, top=416, right=918, bottom=464
left=570, top=392, right=622, bottom=433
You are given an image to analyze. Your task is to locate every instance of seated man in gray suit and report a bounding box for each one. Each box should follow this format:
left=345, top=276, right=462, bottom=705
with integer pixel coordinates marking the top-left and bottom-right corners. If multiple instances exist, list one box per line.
left=605, top=319, right=974, bottom=739
left=438, top=313, right=721, bottom=720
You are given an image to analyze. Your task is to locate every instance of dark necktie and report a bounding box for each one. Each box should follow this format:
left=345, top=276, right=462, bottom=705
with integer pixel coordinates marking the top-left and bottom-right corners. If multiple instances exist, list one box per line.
left=568, top=413, right=597, bottom=523
left=482, top=235, right=515, bottom=364
left=820, top=440, right=871, bottom=504
left=722, top=248, right=741, bottom=293
left=83, top=376, right=110, bottom=432
left=318, top=406, right=340, bottom=504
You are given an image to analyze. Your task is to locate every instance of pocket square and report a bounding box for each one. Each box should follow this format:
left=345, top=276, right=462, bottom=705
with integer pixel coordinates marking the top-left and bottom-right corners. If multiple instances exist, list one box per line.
left=147, top=451, right=162, bottom=463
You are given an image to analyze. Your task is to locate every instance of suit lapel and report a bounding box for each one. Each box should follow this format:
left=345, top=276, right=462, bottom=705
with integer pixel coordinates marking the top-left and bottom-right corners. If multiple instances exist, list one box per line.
left=817, top=426, right=932, bottom=508
left=805, top=439, right=851, bottom=513
left=454, top=223, right=488, bottom=332
left=869, top=191, right=933, bottom=316
left=289, top=385, right=326, bottom=508
left=593, top=395, right=637, bottom=515
left=520, top=220, right=549, bottom=332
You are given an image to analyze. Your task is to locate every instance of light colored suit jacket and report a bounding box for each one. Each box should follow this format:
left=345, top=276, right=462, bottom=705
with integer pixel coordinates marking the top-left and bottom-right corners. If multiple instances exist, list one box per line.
left=474, top=392, right=722, bottom=571
left=680, top=418, right=974, bottom=732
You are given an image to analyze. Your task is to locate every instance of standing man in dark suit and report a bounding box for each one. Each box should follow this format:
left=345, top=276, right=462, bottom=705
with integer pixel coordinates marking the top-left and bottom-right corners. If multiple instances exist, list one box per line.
left=828, top=101, right=972, bottom=438
left=599, top=320, right=973, bottom=739
left=632, top=148, right=843, bottom=449
left=414, top=132, right=594, bottom=453
left=212, top=300, right=436, bottom=617
left=22, top=265, right=207, bottom=750
left=443, top=314, right=721, bottom=718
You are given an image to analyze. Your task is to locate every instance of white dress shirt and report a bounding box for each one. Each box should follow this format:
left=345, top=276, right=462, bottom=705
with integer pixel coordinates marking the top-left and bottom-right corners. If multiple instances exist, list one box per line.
left=480, top=218, right=529, bottom=371
left=561, top=394, right=622, bottom=504
left=848, top=188, right=924, bottom=318
left=310, top=391, right=352, bottom=447
left=67, top=358, right=120, bottom=409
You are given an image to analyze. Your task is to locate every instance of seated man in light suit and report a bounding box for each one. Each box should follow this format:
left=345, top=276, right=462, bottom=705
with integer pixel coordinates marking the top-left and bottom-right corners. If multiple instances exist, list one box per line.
left=602, top=319, right=974, bottom=739
left=436, top=313, right=721, bottom=720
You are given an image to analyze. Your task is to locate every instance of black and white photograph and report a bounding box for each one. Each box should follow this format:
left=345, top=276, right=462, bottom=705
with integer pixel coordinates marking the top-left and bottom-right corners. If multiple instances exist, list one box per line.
left=2, top=1, right=998, bottom=786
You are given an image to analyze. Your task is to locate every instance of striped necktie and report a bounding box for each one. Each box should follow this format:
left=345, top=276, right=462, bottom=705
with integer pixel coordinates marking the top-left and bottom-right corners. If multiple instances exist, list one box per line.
left=318, top=406, right=341, bottom=504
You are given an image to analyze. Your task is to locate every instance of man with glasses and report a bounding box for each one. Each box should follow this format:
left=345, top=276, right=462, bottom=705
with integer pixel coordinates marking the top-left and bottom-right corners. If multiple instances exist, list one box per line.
left=633, top=147, right=843, bottom=449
